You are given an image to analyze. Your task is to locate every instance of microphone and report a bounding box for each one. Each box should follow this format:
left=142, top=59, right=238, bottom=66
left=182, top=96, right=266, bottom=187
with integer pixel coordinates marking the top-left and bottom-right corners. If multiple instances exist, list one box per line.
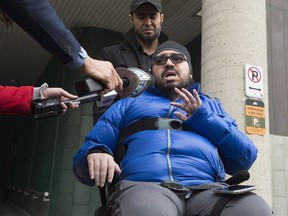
left=76, top=67, right=154, bottom=108
left=75, top=67, right=154, bottom=98
left=32, top=67, right=154, bottom=119
left=118, top=67, right=155, bottom=98
left=225, top=170, right=250, bottom=185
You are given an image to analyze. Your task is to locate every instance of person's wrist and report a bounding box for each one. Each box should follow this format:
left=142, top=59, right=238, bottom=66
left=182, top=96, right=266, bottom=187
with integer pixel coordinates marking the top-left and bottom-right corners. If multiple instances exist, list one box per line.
left=79, top=55, right=92, bottom=76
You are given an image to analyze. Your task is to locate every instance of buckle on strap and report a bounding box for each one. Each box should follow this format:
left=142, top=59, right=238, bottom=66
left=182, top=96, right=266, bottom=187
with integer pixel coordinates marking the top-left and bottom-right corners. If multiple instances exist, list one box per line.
left=161, top=180, right=189, bottom=192
left=161, top=180, right=193, bottom=198
left=155, top=118, right=184, bottom=130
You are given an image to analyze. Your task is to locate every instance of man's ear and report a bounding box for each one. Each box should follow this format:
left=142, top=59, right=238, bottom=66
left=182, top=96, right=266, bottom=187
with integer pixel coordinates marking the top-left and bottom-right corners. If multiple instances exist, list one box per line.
left=160, top=13, right=164, bottom=24
left=128, top=14, right=133, bottom=24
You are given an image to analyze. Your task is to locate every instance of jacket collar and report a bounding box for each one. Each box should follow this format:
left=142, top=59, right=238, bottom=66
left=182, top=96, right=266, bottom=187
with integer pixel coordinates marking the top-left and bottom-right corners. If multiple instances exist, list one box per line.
left=149, top=82, right=201, bottom=99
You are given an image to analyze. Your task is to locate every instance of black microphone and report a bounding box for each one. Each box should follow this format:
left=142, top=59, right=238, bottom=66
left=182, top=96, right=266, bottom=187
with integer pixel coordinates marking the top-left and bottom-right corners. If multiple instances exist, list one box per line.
left=225, top=170, right=250, bottom=185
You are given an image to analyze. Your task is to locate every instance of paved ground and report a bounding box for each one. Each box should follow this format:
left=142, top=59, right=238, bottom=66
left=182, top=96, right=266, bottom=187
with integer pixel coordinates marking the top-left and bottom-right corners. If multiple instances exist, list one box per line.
left=0, top=201, right=29, bottom=216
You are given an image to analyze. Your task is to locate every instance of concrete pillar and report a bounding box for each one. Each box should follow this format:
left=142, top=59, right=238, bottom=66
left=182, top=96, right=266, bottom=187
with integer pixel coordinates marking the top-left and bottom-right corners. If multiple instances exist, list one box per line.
left=201, top=0, right=272, bottom=205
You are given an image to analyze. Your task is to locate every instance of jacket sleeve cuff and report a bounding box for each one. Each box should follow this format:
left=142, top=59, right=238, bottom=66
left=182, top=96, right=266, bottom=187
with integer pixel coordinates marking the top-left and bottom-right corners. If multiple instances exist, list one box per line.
left=88, top=148, right=112, bottom=156
left=65, top=47, right=87, bottom=70
left=33, top=83, right=49, bottom=100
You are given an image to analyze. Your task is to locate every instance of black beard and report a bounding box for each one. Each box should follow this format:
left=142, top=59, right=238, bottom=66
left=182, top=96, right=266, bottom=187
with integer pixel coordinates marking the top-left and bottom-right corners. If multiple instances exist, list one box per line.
left=154, top=67, right=192, bottom=99
left=134, top=27, right=161, bottom=42
left=156, top=81, right=191, bottom=99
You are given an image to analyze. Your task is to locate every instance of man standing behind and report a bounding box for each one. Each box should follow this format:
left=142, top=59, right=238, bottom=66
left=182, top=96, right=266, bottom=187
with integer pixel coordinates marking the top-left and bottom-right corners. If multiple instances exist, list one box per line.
left=93, top=0, right=168, bottom=123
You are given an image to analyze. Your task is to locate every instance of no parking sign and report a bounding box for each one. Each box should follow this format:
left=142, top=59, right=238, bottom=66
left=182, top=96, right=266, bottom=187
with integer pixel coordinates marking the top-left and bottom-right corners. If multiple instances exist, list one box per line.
left=245, top=64, right=264, bottom=99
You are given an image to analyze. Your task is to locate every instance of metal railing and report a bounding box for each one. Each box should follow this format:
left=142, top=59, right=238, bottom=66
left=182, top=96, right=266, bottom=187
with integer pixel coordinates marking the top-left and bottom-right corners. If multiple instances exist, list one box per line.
left=7, top=185, right=50, bottom=202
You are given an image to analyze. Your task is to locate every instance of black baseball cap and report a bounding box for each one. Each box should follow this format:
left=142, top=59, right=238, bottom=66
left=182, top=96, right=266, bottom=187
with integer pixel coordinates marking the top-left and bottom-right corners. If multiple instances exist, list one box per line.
left=130, top=0, right=162, bottom=12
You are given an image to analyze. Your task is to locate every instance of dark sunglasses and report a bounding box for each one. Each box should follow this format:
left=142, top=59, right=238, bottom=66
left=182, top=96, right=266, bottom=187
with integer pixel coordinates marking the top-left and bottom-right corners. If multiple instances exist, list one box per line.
left=153, top=53, right=187, bottom=66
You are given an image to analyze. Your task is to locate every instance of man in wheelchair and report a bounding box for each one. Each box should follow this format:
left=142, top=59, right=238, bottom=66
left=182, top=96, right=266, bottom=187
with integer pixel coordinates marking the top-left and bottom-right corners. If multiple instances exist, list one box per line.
left=73, top=40, right=273, bottom=216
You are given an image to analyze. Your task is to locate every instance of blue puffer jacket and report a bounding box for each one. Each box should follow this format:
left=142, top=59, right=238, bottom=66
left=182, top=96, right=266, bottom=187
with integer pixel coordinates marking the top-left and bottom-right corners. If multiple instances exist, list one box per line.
left=73, top=83, right=258, bottom=186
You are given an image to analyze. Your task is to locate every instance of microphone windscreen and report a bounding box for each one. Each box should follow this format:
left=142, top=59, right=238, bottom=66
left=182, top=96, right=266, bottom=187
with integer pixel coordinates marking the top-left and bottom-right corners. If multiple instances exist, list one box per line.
left=225, top=170, right=250, bottom=185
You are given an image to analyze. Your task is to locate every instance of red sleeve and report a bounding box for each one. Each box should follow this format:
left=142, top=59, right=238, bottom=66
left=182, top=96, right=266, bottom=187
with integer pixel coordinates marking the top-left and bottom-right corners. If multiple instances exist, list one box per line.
left=0, top=85, right=34, bottom=116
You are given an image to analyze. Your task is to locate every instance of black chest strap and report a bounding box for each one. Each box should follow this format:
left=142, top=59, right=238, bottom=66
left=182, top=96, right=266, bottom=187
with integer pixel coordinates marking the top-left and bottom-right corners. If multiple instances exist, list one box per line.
left=114, top=118, right=188, bottom=164
left=118, top=118, right=187, bottom=145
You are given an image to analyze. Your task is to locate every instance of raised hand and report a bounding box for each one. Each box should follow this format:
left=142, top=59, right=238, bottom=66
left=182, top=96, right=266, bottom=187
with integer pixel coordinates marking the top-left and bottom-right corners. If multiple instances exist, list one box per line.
left=171, top=87, right=202, bottom=121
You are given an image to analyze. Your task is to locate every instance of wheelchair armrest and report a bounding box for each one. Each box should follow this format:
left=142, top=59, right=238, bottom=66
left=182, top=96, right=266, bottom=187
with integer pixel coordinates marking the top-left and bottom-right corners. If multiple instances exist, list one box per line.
left=99, top=186, right=108, bottom=207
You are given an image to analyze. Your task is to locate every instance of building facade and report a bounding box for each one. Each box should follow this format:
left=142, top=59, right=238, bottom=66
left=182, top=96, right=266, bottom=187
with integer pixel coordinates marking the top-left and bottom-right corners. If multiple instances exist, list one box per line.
left=1, top=0, right=288, bottom=215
